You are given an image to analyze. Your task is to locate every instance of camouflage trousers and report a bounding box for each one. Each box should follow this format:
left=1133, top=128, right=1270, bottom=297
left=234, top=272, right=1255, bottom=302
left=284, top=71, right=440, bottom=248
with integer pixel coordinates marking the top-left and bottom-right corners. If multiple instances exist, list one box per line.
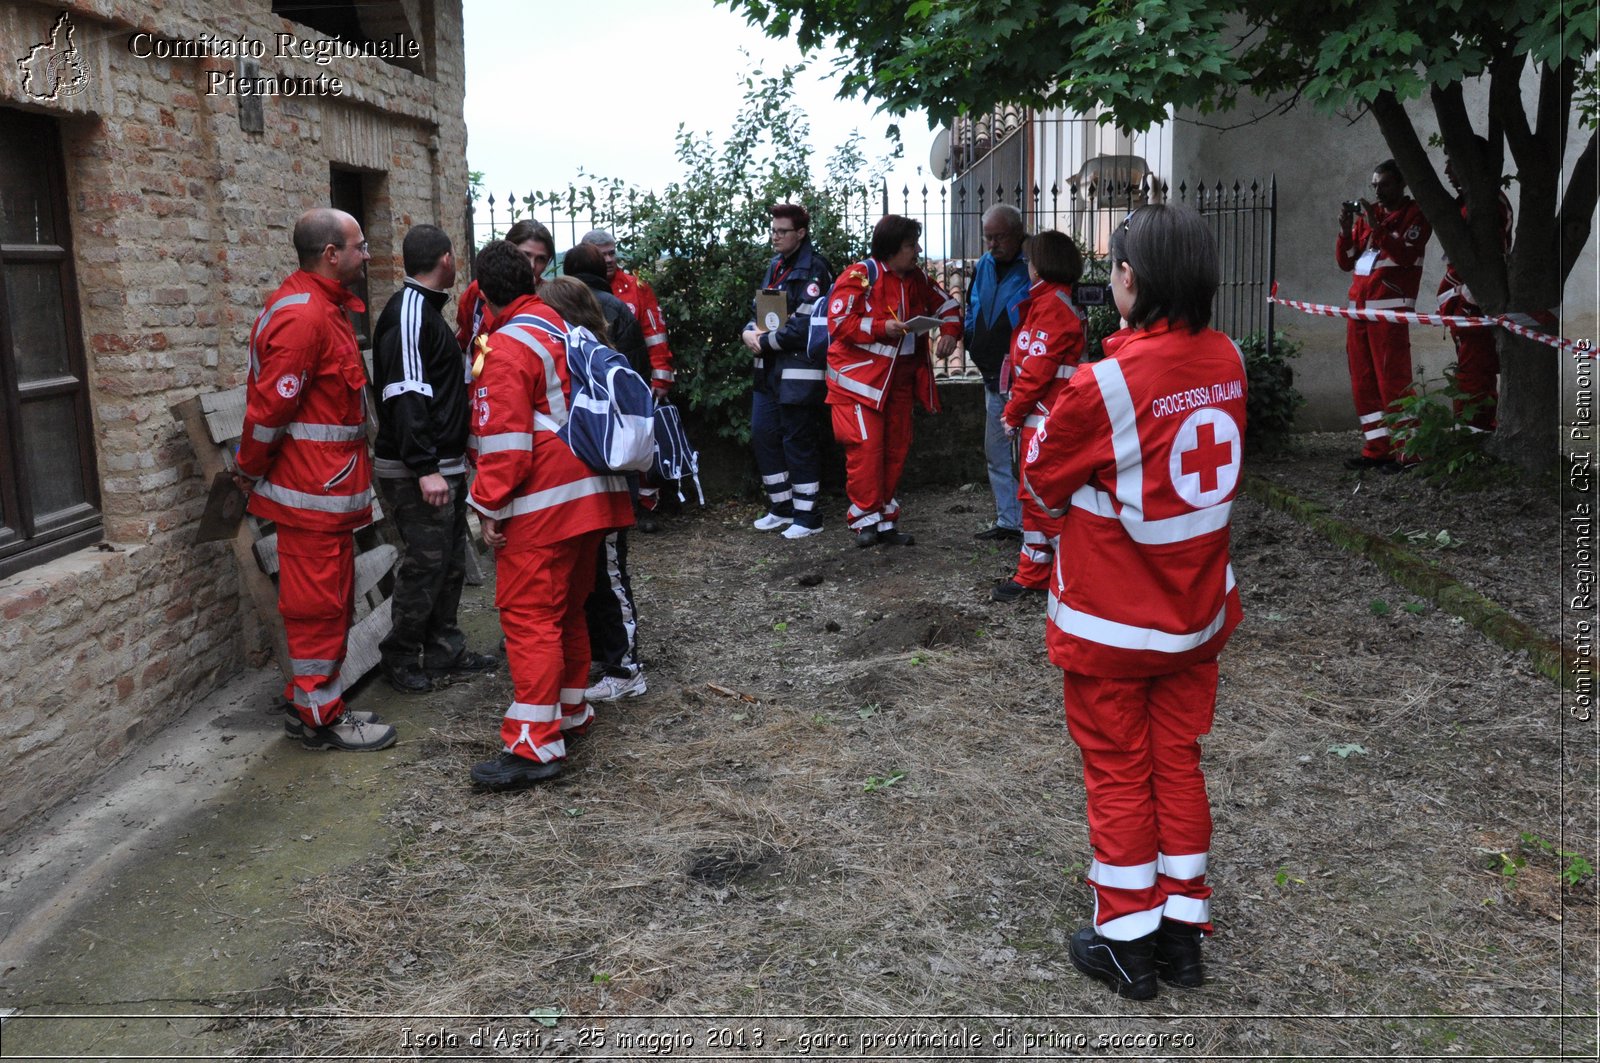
left=377, top=473, right=468, bottom=671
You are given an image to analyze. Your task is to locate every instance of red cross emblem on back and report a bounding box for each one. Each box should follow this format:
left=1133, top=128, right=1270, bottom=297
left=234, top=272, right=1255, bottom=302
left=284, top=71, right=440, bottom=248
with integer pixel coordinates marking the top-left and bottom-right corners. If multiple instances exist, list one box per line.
left=1180, top=421, right=1233, bottom=493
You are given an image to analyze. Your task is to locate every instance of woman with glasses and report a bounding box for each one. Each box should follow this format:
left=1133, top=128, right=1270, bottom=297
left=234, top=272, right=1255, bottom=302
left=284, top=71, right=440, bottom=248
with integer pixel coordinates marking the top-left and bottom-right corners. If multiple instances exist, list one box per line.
left=741, top=203, right=834, bottom=538
left=823, top=214, right=961, bottom=547
left=1021, top=205, right=1246, bottom=999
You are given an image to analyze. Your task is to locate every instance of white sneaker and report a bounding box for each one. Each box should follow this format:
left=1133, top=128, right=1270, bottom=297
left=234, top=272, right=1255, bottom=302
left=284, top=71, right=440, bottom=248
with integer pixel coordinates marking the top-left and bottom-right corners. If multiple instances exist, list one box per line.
left=752, top=512, right=793, bottom=531
left=585, top=671, right=648, bottom=702
left=781, top=523, right=825, bottom=539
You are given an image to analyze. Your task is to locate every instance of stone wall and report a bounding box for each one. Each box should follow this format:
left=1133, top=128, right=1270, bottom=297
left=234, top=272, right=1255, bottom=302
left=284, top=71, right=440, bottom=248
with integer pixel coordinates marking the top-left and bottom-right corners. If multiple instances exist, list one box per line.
left=0, top=0, right=468, bottom=837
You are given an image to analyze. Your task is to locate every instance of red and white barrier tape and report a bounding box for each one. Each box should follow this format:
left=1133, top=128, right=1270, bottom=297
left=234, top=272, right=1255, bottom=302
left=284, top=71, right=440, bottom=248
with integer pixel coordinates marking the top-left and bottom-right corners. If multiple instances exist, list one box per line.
left=1269, top=287, right=1588, bottom=356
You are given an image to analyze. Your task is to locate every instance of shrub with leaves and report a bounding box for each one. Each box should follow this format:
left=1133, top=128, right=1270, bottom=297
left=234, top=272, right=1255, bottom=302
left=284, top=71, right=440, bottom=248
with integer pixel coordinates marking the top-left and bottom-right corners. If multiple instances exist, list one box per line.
left=1387, top=369, right=1499, bottom=484
left=1236, top=330, right=1304, bottom=454
left=528, top=67, right=891, bottom=446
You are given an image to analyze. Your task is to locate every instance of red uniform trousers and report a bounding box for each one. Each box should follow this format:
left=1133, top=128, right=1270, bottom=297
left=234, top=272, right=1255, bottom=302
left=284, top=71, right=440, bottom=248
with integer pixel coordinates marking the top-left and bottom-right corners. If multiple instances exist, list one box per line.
left=1012, top=425, right=1064, bottom=589
left=1063, top=661, right=1217, bottom=941
left=496, top=529, right=603, bottom=763
left=276, top=524, right=356, bottom=728
left=831, top=365, right=915, bottom=530
left=1447, top=324, right=1498, bottom=431
left=1345, top=319, right=1414, bottom=460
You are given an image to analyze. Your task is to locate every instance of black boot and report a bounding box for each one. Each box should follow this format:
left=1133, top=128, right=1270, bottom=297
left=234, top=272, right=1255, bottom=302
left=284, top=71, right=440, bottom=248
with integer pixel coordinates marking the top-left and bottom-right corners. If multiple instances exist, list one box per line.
left=1069, top=926, right=1158, bottom=1000
left=1154, top=919, right=1205, bottom=988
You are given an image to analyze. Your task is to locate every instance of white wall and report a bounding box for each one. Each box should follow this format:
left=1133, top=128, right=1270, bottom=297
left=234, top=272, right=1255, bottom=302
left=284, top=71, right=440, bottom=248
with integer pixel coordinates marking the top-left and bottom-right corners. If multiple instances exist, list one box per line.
left=1171, top=73, right=1596, bottom=432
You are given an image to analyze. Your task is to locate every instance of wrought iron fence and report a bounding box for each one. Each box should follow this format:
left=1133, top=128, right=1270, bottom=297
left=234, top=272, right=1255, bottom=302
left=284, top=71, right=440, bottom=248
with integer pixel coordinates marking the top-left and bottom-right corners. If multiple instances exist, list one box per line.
left=468, top=165, right=1274, bottom=378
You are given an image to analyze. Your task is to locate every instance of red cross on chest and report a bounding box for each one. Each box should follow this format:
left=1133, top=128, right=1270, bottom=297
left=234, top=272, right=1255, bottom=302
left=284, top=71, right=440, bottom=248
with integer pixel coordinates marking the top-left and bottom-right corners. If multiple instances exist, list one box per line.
left=1180, top=422, right=1233, bottom=493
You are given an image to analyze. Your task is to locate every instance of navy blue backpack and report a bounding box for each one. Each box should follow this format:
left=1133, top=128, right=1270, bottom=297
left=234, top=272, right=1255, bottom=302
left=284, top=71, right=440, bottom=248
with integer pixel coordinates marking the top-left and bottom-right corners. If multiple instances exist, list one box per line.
left=497, top=315, right=656, bottom=474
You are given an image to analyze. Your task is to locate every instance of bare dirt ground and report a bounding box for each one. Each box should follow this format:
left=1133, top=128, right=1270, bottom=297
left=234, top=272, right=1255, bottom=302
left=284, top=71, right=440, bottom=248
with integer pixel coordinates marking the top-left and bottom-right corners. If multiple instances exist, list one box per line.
left=232, top=433, right=1595, bottom=1060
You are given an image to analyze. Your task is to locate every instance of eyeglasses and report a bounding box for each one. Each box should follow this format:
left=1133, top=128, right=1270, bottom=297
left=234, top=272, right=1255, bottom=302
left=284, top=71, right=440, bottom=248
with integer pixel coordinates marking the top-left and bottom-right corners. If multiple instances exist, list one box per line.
left=333, top=240, right=370, bottom=254
left=770, top=227, right=796, bottom=236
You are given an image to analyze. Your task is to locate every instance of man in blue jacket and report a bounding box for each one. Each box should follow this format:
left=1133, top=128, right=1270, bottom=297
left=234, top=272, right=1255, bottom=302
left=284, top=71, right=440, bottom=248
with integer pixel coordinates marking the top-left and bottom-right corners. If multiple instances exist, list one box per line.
left=741, top=203, right=834, bottom=538
left=965, top=204, right=1030, bottom=541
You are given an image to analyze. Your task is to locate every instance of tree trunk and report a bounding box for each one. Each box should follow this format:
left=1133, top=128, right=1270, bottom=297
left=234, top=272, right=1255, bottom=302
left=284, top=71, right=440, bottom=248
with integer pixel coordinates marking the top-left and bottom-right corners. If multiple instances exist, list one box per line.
left=1489, top=332, right=1562, bottom=474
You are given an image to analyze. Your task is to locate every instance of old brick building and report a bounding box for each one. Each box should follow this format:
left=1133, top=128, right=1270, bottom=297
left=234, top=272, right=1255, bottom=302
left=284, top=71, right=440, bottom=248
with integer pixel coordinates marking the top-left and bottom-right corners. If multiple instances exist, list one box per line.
left=0, top=0, right=468, bottom=834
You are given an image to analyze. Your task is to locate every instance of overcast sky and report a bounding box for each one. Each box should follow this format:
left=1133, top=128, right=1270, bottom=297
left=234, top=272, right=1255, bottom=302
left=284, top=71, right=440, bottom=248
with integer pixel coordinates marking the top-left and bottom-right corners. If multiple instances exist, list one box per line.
left=461, top=0, right=940, bottom=211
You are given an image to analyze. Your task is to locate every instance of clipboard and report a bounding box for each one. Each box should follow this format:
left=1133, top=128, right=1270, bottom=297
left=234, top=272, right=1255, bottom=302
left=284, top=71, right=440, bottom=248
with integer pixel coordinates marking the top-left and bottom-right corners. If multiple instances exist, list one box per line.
left=901, top=315, right=944, bottom=335
left=754, top=289, right=789, bottom=333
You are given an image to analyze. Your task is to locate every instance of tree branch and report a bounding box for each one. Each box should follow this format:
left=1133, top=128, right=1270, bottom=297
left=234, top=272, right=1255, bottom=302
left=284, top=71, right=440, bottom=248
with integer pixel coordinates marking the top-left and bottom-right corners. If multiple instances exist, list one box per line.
left=1491, top=48, right=1535, bottom=169
left=1560, top=128, right=1599, bottom=281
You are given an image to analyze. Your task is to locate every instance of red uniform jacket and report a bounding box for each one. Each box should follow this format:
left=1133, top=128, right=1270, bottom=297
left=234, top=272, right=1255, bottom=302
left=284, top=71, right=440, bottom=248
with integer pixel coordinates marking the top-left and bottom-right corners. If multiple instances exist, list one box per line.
left=824, top=260, right=961, bottom=413
left=1022, top=322, right=1247, bottom=678
left=1335, top=199, right=1430, bottom=310
left=455, top=279, right=488, bottom=353
left=1002, top=280, right=1085, bottom=430
left=610, top=269, right=675, bottom=390
left=1436, top=191, right=1512, bottom=313
left=466, top=294, right=633, bottom=549
left=237, top=270, right=373, bottom=532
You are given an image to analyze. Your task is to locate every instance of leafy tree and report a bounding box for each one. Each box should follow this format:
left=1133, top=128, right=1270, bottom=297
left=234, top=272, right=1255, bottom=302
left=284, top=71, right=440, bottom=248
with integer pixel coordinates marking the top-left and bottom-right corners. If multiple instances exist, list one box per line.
left=720, top=0, right=1598, bottom=473
left=530, top=66, right=882, bottom=445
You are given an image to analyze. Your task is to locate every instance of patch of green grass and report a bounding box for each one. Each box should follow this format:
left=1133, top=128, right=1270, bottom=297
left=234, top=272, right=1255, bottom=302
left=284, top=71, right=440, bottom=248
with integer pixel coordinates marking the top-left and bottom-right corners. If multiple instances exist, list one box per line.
left=863, top=770, right=907, bottom=793
left=1273, top=866, right=1306, bottom=888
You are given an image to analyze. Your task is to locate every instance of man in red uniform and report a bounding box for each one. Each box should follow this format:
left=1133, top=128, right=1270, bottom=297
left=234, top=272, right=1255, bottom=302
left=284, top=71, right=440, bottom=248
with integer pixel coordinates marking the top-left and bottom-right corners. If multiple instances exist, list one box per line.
left=455, top=219, right=554, bottom=354
left=1024, top=206, right=1245, bottom=1000
left=466, top=241, right=634, bottom=790
left=1436, top=141, right=1514, bottom=432
left=825, top=215, right=961, bottom=547
left=235, top=208, right=396, bottom=751
left=1335, top=158, right=1430, bottom=470
left=581, top=228, right=675, bottom=530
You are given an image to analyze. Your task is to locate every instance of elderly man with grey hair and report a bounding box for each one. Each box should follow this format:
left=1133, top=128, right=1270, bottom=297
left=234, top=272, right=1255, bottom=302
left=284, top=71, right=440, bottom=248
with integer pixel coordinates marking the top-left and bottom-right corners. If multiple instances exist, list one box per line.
left=965, top=203, right=1030, bottom=541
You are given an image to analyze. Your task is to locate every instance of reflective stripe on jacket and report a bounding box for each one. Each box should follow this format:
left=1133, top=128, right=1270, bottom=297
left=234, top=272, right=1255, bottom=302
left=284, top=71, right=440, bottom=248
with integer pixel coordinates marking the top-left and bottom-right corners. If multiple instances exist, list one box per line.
left=1022, top=321, right=1246, bottom=677
left=238, top=270, right=373, bottom=532
left=466, top=294, right=633, bottom=548
left=746, top=240, right=834, bottom=405
left=1002, top=281, right=1084, bottom=429
left=824, top=260, right=961, bottom=413
left=611, top=269, right=675, bottom=387
left=1335, top=199, right=1430, bottom=310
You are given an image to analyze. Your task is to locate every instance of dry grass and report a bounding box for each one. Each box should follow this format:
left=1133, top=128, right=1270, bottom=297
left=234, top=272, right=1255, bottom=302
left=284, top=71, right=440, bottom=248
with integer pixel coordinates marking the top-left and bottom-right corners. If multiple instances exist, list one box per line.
left=235, top=462, right=1595, bottom=1059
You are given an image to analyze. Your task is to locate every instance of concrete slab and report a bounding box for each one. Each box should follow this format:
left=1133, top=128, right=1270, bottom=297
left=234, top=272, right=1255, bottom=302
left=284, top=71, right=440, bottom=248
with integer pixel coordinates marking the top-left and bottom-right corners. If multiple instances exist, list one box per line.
left=0, top=599, right=505, bottom=1060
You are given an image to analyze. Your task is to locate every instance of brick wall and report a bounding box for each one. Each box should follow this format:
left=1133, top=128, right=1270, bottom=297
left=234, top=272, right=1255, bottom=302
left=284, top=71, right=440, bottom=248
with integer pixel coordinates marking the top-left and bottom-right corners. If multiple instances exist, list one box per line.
left=0, top=0, right=469, bottom=837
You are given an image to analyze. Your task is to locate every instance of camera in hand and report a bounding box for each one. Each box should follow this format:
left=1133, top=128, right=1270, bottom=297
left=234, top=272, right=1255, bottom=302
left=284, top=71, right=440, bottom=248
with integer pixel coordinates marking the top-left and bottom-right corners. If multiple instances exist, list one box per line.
left=1071, top=282, right=1114, bottom=308
left=1342, top=200, right=1363, bottom=214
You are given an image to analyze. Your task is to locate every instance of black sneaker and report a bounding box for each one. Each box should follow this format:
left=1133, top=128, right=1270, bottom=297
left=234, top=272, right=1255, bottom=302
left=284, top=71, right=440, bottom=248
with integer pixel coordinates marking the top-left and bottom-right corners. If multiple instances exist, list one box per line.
left=1069, top=926, right=1158, bottom=1001
left=877, top=530, right=916, bottom=546
left=1154, top=919, right=1205, bottom=988
left=854, top=528, right=880, bottom=548
left=470, top=751, right=563, bottom=791
left=301, top=716, right=398, bottom=752
left=991, top=578, right=1029, bottom=603
left=1380, top=459, right=1417, bottom=475
left=384, top=662, right=432, bottom=694
left=426, top=649, right=500, bottom=680
left=283, top=707, right=382, bottom=740
left=974, top=524, right=1022, bottom=542
left=1342, top=454, right=1393, bottom=470
left=635, top=511, right=660, bottom=533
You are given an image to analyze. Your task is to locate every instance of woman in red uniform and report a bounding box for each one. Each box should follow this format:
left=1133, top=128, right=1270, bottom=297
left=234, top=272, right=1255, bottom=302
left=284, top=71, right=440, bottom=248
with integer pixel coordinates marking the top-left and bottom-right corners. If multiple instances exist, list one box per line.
left=465, top=242, right=633, bottom=791
left=1022, top=206, right=1246, bottom=1000
left=824, top=215, right=962, bottom=546
left=993, top=230, right=1084, bottom=603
